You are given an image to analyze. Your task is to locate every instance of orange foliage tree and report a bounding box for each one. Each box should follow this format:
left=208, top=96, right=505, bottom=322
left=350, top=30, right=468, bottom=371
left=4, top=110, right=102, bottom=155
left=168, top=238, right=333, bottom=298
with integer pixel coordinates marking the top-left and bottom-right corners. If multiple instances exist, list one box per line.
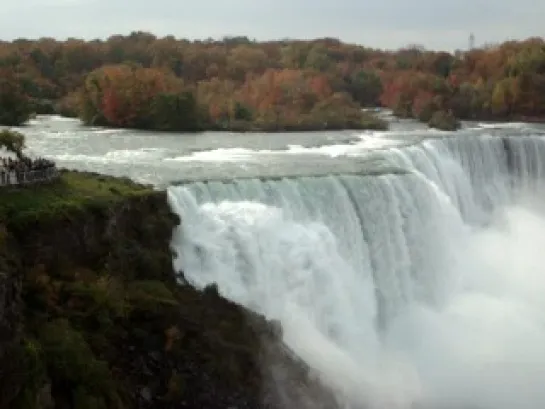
left=80, top=65, right=202, bottom=131
left=1, top=32, right=544, bottom=129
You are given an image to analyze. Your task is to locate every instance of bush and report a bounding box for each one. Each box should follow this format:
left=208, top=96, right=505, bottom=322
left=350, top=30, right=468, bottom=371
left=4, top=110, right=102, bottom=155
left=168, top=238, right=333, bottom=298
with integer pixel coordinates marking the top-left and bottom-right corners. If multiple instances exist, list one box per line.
left=72, top=387, right=107, bottom=409
left=39, top=319, right=114, bottom=394
left=7, top=338, right=47, bottom=409
left=55, top=92, right=81, bottom=118
left=127, top=280, right=177, bottom=311
left=359, top=112, right=389, bottom=130
left=0, top=129, right=26, bottom=157
left=428, top=110, right=461, bottom=131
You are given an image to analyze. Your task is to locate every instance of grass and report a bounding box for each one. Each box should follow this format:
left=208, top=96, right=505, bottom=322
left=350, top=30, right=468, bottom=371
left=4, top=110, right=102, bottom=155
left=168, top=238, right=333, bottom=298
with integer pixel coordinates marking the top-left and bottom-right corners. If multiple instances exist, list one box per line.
left=0, top=170, right=153, bottom=223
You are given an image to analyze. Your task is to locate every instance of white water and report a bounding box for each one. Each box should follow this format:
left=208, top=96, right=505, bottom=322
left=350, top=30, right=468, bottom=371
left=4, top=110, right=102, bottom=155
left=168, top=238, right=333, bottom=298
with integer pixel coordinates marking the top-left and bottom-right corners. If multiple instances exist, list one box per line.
left=168, top=135, right=545, bottom=409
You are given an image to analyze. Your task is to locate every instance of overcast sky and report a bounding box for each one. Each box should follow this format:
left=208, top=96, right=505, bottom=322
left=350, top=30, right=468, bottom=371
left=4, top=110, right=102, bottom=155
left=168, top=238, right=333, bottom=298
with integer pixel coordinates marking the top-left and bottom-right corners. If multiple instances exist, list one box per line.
left=1, top=0, right=543, bottom=51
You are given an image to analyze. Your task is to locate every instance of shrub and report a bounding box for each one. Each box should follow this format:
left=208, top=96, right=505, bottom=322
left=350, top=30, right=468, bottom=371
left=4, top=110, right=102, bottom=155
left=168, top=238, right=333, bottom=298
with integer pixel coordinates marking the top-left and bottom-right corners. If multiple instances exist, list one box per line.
left=39, top=319, right=114, bottom=394
left=428, top=110, right=461, bottom=131
left=0, top=129, right=26, bottom=158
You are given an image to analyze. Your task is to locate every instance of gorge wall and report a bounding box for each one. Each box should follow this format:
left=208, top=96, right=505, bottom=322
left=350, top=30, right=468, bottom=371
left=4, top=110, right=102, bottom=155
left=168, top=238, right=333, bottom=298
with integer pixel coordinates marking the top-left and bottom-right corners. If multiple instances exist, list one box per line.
left=0, top=174, right=334, bottom=409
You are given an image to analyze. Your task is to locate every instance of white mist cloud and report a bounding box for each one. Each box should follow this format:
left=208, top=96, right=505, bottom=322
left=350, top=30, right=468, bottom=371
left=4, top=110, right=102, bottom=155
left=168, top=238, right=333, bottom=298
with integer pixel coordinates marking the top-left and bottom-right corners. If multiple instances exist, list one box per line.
left=381, top=204, right=545, bottom=409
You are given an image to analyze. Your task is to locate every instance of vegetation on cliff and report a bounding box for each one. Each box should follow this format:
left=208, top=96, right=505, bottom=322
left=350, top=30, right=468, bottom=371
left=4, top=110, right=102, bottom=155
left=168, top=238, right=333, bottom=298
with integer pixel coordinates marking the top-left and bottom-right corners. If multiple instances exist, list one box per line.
left=1, top=33, right=544, bottom=130
left=0, top=171, right=336, bottom=409
left=0, top=170, right=152, bottom=223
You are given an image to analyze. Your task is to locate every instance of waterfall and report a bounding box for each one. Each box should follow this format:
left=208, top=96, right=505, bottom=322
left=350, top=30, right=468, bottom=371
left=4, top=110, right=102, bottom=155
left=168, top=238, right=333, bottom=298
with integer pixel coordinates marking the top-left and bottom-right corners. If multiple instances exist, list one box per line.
left=168, top=135, right=545, bottom=409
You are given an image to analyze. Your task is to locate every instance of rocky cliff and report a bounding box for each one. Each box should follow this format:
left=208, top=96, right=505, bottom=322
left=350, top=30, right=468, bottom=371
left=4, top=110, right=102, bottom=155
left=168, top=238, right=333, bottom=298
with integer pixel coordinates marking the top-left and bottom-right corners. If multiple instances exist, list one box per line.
left=0, top=171, right=336, bottom=409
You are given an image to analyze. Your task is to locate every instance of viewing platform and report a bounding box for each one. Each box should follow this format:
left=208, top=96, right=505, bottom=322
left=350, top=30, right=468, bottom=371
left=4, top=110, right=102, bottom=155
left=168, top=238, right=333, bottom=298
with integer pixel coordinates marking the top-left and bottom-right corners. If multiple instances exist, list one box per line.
left=0, top=160, right=60, bottom=188
left=0, top=129, right=60, bottom=188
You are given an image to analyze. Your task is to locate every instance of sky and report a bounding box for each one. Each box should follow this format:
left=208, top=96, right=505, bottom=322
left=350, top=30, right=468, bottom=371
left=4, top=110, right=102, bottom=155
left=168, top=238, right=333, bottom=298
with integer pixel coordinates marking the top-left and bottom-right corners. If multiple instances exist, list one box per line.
left=1, top=0, right=543, bottom=51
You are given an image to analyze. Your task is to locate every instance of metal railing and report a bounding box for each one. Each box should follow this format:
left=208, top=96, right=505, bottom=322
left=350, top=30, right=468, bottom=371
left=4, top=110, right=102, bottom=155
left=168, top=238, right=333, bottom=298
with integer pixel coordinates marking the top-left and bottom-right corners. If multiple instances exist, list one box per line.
left=0, top=166, right=60, bottom=187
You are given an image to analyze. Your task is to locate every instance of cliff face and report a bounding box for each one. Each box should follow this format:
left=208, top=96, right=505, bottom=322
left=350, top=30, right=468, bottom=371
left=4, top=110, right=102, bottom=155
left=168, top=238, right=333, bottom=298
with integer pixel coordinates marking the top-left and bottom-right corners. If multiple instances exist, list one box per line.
left=0, top=178, right=337, bottom=409
left=8, top=192, right=177, bottom=285
left=0, top=222, right=22, bottom=400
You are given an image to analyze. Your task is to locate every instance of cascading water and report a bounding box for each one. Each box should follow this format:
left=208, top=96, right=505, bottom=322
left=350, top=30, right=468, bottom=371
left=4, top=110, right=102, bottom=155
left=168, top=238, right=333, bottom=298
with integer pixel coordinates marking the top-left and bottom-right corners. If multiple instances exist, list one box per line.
left=168, top=134, right=545, bottom=409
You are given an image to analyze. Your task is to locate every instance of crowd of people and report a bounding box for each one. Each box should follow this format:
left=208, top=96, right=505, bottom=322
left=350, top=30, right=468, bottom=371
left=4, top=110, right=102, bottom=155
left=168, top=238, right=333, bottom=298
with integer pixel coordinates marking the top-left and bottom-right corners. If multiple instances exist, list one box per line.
left=0, top=156, right=57, bottom=185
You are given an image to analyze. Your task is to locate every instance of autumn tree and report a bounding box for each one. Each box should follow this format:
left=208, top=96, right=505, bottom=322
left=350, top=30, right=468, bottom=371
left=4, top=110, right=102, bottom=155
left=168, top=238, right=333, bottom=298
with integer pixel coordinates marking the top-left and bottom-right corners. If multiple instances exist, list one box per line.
left=80, top=64, right=202, bottom=131
left=0, top=33, right=544, bottom=129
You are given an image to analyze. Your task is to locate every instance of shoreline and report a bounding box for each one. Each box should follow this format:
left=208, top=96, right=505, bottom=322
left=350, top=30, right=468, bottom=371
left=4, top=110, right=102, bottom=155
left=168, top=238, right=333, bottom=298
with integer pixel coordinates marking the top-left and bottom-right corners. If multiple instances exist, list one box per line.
left=26, top=113, right=545, bottom=134
left=22, top=120, right=389, bottom=134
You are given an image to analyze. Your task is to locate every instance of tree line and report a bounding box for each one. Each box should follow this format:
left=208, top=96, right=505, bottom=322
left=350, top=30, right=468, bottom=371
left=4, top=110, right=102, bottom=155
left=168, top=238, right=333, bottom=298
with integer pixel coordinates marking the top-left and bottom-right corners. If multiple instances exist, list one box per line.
left=0, top=33, right=544, bottom=131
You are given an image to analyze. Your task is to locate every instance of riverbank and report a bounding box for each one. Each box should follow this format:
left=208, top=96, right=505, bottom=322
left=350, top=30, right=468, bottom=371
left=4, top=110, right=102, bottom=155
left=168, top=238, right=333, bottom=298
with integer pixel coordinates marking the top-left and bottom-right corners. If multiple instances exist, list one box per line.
left=37, top=105, right=545, bottom=134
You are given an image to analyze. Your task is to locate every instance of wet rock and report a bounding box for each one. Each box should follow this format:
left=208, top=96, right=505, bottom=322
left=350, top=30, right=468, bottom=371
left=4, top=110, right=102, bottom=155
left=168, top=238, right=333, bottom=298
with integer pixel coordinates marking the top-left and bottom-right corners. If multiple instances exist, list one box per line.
left=140, top=386, right=152, bottom=402
left=203, top=282, right=220, bottom=297
left=37, top=383, right=54, bottom=409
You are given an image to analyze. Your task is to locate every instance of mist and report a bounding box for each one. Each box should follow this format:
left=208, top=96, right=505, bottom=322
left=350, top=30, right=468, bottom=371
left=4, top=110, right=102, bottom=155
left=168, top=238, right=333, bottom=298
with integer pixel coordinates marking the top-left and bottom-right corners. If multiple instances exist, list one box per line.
left=391, top=203, right=545, bottom=408
left=273, top=200, right=545, bottom=409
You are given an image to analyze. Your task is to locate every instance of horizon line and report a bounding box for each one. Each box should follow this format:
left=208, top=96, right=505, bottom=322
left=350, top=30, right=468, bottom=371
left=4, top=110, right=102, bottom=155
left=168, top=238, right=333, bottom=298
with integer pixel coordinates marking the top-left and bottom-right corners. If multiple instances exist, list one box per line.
left=1, top=31, right=543, bottom=53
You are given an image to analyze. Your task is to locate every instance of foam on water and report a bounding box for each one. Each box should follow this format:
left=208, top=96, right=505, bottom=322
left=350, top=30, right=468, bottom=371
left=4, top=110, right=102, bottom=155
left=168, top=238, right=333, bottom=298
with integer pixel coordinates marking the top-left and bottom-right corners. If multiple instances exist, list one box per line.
left=167, top=148, right=266, bottom=162
left=52, top=148, right=168, bottom=164
left=168, top=133, right=410, bottom=163
left=477, top=122, right=528, bottom=129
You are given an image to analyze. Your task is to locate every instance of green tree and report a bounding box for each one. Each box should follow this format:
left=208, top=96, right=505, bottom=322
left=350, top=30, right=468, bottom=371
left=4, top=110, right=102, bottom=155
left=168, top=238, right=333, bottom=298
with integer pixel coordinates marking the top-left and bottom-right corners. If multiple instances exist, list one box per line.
left=0, top=69, right=32, bottom=126
left=0, top=129, right=26, bottom=158
left=491, top=79, right=516, bottom=116
left=150, top=91, right=203, bottom=131
left=233, top=101, right=253, bottom=121
left=347, top=70, right=383, bottom=106
left=304, top=44, right=333, bottom=71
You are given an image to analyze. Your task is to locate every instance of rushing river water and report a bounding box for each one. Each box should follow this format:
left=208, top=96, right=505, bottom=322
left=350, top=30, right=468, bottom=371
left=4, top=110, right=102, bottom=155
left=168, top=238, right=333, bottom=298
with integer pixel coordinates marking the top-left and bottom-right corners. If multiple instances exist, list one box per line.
left=13, top=114, right=542, bottom=187
left=11, top=115, right=545, bottom=409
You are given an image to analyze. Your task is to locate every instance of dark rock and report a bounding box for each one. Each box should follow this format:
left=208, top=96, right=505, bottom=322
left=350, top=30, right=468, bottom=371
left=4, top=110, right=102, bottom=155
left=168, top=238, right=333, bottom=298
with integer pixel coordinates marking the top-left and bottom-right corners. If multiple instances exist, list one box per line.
left=203, top=282, right=220, bottom=297
left=37, top=383, right=54, bottom=409
left=140, top=387, right=152, bottom=402
left=0, top=223, right=23, bottom=408
left=268, top=319, right=283, bottom=339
